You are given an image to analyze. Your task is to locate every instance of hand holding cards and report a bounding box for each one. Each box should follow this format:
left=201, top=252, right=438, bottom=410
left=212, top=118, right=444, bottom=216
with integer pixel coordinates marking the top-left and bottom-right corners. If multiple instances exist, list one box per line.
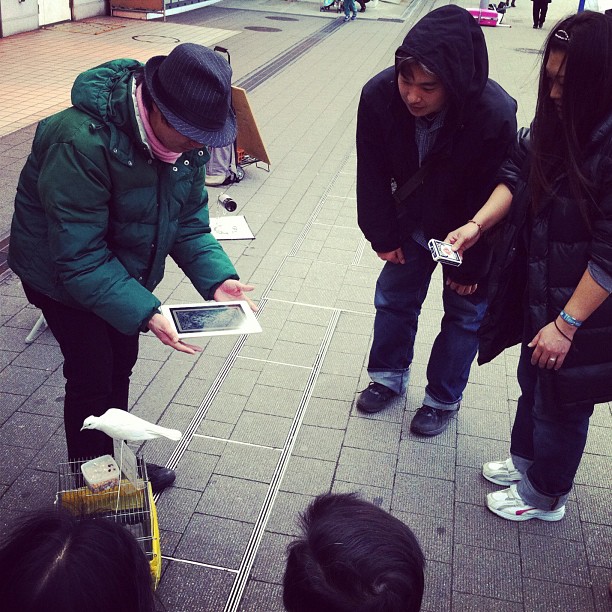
left=160, top=301, right=262, bottom=339
left=428, top=239, right=462, bottom=266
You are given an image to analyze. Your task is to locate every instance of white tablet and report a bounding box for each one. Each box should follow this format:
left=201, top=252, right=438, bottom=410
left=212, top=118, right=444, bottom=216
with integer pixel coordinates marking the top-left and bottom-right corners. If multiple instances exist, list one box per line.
left=160, top=301, right=261, bottom=339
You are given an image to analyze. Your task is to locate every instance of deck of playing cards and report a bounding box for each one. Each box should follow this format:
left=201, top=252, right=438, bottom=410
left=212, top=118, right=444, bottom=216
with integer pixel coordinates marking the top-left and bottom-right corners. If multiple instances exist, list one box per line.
left=428, top=239, right=462, bottom=266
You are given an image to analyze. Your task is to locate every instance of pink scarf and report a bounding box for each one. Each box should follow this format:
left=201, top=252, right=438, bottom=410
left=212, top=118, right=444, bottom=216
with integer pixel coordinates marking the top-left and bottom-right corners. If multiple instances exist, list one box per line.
left=135, top=84, right=181, bottom=164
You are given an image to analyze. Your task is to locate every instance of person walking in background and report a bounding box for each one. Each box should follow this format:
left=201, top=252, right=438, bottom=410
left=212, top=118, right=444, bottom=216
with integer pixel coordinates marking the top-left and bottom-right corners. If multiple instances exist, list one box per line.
left=8, top=44, right=256, bottom=492
left=343, top=0, right=357, bottom=21
left=532, top=0, right=552, bottom=28
left=446, top=11, right=612, bottom=521
left=283, top=493, right=425, bottom=612
left=355, top=5, right=517, bottom=435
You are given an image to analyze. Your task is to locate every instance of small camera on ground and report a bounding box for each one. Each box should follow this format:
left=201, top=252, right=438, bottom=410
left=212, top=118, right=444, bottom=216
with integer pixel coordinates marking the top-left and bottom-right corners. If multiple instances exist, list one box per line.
left=428, top=239, right=462, bottom=266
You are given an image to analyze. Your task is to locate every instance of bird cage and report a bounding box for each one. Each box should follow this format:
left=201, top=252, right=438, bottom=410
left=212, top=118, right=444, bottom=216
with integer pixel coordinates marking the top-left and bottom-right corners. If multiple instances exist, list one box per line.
left=56, top=456, right=161, bottom=587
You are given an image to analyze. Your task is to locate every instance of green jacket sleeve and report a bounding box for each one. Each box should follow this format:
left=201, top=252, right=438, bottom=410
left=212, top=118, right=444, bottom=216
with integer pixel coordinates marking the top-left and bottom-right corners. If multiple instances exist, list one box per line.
left=170, top=166, right=239, bottom=299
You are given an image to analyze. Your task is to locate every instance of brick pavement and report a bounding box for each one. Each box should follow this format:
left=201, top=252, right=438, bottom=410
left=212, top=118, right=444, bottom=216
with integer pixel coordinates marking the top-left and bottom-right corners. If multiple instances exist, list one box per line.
left=0, top=1, right=610, bottom=610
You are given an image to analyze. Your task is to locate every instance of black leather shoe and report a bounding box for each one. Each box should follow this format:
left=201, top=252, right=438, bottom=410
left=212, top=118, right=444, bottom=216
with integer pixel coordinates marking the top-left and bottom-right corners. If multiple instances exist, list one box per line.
left=356, top=382, right=397, bottom=414
left=146, top=463, right=176, bottom=493
left=410, top=406, right=457, bottom=436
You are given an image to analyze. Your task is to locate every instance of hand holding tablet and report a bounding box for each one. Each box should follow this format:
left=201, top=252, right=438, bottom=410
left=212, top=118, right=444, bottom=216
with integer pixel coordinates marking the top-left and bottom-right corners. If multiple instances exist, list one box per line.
left=159, top=301, right=262, bottom=339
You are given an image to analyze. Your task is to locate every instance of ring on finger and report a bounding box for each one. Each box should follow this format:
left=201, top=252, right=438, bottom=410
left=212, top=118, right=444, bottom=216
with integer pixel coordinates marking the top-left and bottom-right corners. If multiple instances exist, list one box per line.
left=549, top=357, right=557, bottom=362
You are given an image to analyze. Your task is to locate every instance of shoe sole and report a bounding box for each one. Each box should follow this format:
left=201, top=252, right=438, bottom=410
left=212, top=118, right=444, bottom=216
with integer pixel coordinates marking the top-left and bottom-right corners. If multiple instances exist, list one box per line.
left=482, top=472, right=522, bottom=486
left=356, top=399, right=389, bottom=414
left=487, top=503, right=565, bottom=522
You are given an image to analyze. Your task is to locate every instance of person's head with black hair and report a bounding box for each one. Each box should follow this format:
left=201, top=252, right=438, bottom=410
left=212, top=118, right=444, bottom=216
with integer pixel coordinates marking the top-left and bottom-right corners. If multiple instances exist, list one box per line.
left=531, top=10, right=612, bottom=220
left=283, top=493, right=425, bottom=612
left=0, top=509, right=155, bottom=612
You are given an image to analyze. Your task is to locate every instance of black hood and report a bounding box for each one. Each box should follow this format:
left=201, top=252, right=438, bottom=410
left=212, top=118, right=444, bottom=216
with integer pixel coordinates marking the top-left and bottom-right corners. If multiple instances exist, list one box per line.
left=396, top=5, right=488, bottom=122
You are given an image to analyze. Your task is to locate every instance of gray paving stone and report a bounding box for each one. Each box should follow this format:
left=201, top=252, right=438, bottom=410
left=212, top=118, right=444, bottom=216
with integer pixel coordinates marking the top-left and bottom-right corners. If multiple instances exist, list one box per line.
left=585, top=424, right=612, bottom=455
left=520, top=533, right=591, bottom=586
left=331, top=481, right=393, bottom=511
left=461, top=382, right=511, bottom=413
left=575, top=452, right=612, bottom=488
left=336, top=446, right=397, bottom=490
left=155, top=561, right=235, bottom=611
left=396, top=438, right=456, bottom=481
left=575, top=484, right=612, bottom=525
left=250, top=530, right=294, bottom=584
left=320, top=349, right=366, bottom=378
left=287, top=303, right=332, bottom=326
left=239, top=579, right=284, bottom=612
left=453, top=543, right=523, bottom=602
left=393, top=473, right=455, bottom=519
left=174, top=513, right=254, bottom=568
left=11, top=343, right=63, bottom=370
left=451, top=593, right=523, bottom=612
left=0, top=410, right=62, bottom=449
left=0, top=468, right=57, bottom=513
left=231, top=411, right=292, bottom=448
left=457, top=406, right=511, bottom=441
left=523, top=577, right=596, bottom=611
left=393, top=508, right=453, bottom=564
left=456, top=434, right=510, bottom=470
left=197, top=475, right=269, bottom=523
left=245, top=384, right=303, bottom=419
left=0, top=392, right=25, bottom=426
left=455, top=466, right=497, bottom=506
left=421, top=559, right=452, bottom=612
left=292, top=424, right=344, bottom=462
left=454, top=501, right=519, bottom=554
left=0, top=364, right=50, bottom=395
left=590, top=565, right=612, bottom=612
left=197, top=419, right=234, bottom=440
left=302, top=396, right=351, bottom=429
left=0, top=444, right=37, bottom=485
left=18, top=383, right=64, bottom=418
left=203, top=391, right=249, bottom=425
left=344, top=416, right=401, bottom=455
left=265, top=490, right=314, bottom=537
left=280, top=455, right=335, bottom=496
left=266, top=339, right=319, bottom=367
left=256, top=362, right=311, bottom=392
left=582, top=522, right=612, bottom=568
left=215, top=444, right=280, bottom=483
left=174, top=450, right=218, bottom=492
left=155, top=487, right=203, bottom=534
left=312, top=372, right=359, bottom=402
left=33, top=433, right=68, bottom=472
left=159, top=528, right=182, bottom=558
left=519, top=499, right=584, bottom=542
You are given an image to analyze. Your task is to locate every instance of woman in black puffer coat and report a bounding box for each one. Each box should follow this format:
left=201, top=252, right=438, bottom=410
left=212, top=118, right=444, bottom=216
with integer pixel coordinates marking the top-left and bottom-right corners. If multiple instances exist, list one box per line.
left=445, top=11, right=612, bottom=523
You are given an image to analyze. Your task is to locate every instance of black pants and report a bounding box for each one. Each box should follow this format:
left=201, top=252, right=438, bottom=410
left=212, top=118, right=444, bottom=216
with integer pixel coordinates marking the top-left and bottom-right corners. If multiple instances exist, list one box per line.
left=23, top=284, right=140, bottom=461
left=533, top=0, right=548, bottom=26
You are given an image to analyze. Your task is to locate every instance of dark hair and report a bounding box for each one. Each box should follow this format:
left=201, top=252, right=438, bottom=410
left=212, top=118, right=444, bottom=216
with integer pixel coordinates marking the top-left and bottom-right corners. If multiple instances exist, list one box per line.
left=0, top=509, right=155, bottom=612
left=134, top=67, right=154, bottom=113
left=283, top=493, right=425, bottom=612
left=530, top=11, right=612, bottom=221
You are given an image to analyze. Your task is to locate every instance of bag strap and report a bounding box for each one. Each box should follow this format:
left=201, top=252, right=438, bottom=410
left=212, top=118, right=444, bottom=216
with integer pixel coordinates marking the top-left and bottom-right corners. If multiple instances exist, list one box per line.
left=392, top=164, right=431, bottom=206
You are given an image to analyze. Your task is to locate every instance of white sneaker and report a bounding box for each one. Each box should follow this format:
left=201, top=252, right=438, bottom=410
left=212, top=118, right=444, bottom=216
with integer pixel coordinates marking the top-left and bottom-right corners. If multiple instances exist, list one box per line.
left=482, top=458, right=522, bottom=486
left=487, top=484, right=566, bottom=522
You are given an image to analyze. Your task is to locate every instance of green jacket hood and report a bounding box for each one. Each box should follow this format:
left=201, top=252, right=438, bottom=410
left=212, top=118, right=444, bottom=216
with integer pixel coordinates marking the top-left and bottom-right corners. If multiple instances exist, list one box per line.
left=71, top=58, right=142, bottom=129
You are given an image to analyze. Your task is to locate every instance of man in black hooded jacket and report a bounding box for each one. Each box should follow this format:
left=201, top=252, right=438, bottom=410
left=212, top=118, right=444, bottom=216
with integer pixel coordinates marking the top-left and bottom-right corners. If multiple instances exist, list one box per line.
left=355, top=6, right=517, bottom=435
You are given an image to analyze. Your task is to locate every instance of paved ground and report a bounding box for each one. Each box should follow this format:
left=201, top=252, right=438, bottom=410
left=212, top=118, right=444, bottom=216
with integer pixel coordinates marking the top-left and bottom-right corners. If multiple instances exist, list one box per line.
left=0, top=1, right=610, bottom=611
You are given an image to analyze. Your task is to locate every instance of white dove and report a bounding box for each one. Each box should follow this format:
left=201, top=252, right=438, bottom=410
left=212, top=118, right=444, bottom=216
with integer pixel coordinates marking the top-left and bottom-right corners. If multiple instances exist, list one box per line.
left=81, top=408, right=182, bottom=442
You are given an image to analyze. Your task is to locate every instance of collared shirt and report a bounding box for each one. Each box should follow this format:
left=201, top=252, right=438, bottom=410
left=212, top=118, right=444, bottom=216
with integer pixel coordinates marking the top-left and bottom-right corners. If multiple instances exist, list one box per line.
left=411, top=107, right=448, bottom=248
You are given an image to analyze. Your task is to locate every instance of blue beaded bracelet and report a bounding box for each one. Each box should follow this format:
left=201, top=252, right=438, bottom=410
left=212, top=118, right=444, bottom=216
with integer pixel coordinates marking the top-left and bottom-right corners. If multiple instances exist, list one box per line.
left=560, top=310, right=583, bottom=327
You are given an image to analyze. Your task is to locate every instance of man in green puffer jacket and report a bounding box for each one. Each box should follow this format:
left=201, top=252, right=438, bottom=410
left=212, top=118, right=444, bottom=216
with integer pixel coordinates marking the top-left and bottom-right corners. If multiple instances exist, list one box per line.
left=8, top=44, right=256, bottom=492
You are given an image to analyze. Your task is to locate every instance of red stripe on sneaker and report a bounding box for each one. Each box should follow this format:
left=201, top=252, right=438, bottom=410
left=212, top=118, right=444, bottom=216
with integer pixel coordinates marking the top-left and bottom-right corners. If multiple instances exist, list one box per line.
left=516, top=507, right=536, bottom=515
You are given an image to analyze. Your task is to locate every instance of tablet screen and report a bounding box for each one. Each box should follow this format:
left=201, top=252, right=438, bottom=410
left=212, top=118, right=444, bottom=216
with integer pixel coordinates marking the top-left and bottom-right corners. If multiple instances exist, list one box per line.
left=169, top=304, right=247, bottom=334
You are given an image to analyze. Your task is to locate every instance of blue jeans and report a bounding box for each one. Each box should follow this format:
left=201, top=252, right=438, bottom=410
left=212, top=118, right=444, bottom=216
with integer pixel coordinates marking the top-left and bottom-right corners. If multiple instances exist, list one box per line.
left=511, top=342, right=594, bottom=510
left=367, top=239, right=487, bottom=410
left=344, top=0, right=357, bottom=17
